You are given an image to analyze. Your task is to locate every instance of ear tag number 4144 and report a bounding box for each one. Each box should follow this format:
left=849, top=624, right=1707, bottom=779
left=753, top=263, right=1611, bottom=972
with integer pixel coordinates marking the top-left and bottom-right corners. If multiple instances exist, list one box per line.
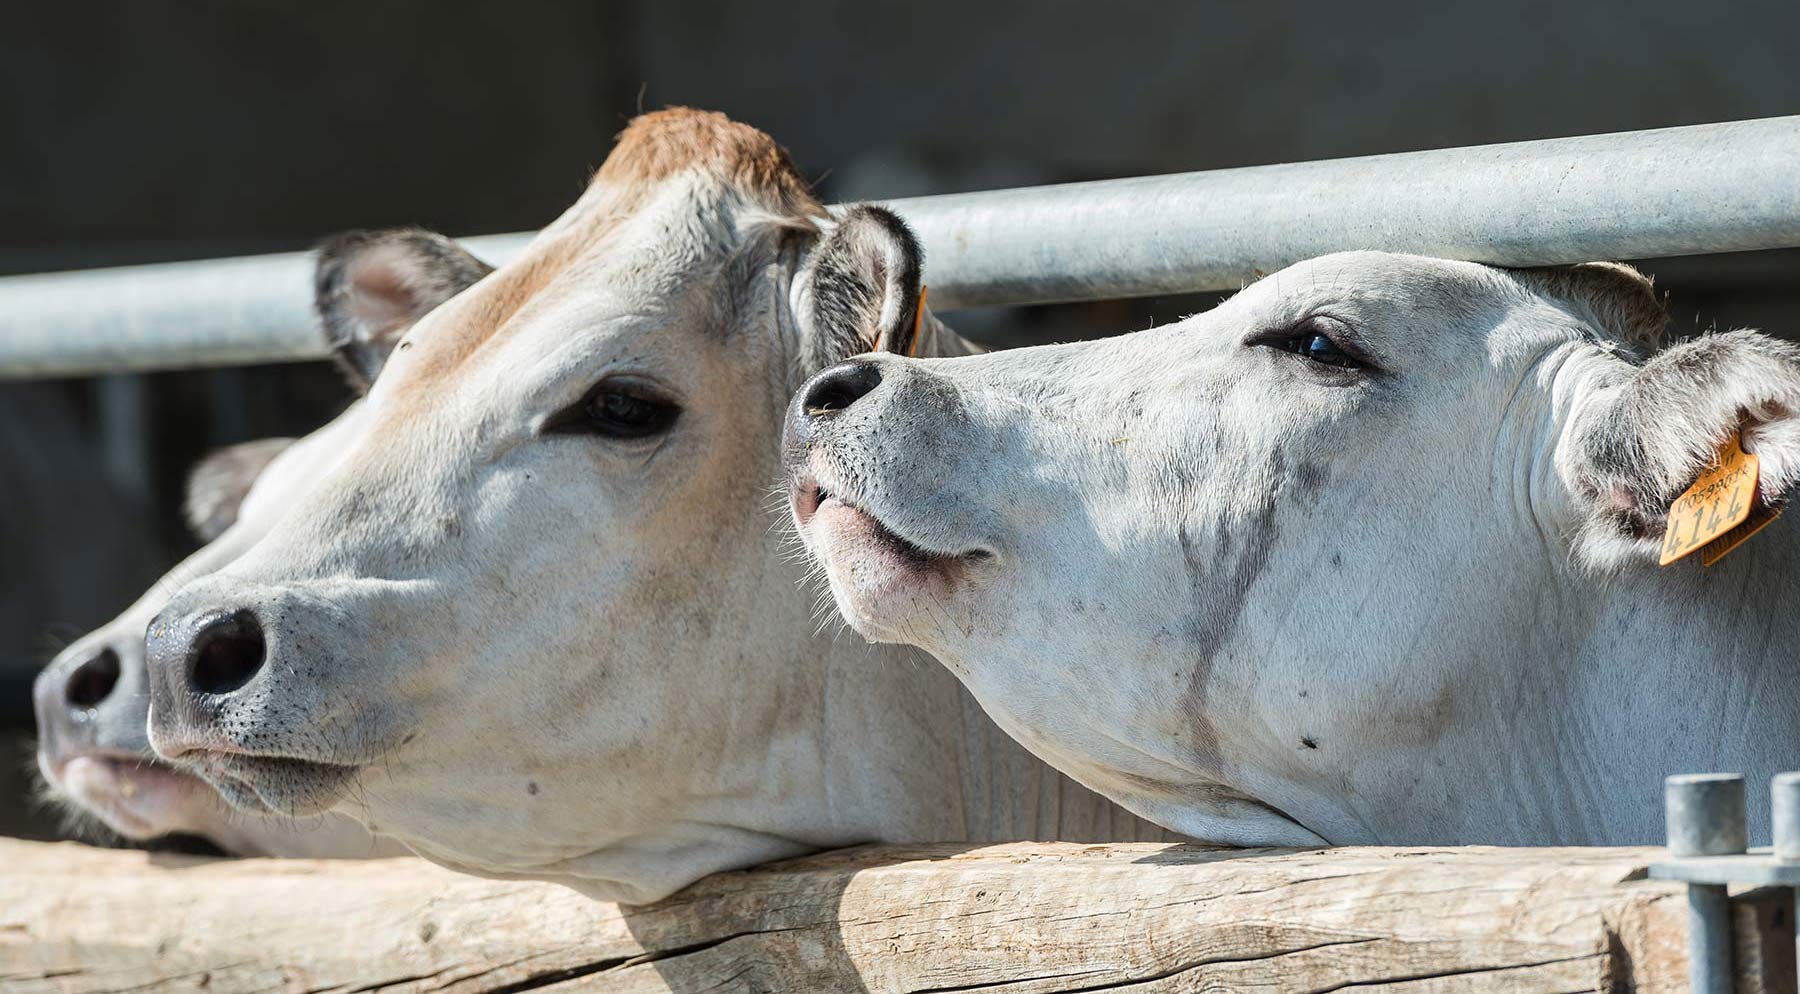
left=1659, top=433, right=1781, bottom=567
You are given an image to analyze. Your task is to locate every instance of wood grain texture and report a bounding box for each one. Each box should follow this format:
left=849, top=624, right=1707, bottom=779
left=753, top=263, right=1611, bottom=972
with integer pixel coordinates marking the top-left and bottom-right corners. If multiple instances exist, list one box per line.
left=0, top=839, right=1790, bottom=993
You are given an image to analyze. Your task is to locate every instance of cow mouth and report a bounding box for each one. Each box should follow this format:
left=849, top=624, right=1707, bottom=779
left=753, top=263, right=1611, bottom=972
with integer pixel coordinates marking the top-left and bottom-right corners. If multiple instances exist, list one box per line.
left=177, top=749, right=360, bottom=818
left=792, top=476, right=982, bottom=566
left=788, top=469, right=995, bottom=642
left=792, top=478, right=950, bottom=561
left=48, top=752, right=214, bottom=839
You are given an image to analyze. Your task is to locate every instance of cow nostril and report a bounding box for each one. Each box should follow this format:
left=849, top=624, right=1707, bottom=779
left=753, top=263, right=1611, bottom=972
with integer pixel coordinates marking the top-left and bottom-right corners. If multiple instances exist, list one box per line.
left=66, top=648, right=121, bottom=710
left=803, top=360, right=883, bottom=416
left=189, top=611, right=267, bottom=696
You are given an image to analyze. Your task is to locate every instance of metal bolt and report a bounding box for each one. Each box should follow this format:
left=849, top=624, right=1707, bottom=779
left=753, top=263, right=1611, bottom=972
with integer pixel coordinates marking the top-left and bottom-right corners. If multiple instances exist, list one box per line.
left=1773, top=772, right=1800, bottom=862
left=1665, top=774, right=1745, bottom=994
left=1666, top=773, right=1749, bottom=857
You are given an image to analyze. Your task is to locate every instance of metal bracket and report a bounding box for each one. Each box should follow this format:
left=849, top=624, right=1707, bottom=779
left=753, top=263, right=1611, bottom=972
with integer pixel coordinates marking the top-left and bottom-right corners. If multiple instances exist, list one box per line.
left=1649, top=772, right=1800, bottom=994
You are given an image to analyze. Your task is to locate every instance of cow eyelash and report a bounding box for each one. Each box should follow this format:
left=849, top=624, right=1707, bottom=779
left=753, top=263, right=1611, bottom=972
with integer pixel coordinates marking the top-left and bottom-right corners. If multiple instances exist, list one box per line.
left=544, top=379, right=682, bottom=440
left=1250, top=316, right=1375, bottom=373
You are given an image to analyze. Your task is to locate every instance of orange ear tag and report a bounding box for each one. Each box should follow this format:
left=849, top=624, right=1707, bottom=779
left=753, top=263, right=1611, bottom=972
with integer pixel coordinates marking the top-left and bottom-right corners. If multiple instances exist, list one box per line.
left=1658, top=433, right=1781, bottom=566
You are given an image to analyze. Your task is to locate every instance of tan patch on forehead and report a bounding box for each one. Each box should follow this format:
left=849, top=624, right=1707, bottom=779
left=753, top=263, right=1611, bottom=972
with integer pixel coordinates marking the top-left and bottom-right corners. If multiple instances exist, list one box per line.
left=595, top=107, right=824, bottom=218
left=383, top=108, right=823, bottom=405
left=383, top=238, right=587, bottom=393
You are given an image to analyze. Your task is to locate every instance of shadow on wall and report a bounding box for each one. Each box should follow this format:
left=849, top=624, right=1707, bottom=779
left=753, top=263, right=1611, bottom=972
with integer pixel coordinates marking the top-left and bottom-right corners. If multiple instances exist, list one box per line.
left=0, top=382, right=165, bottom=839
left=0, top=383, right=161, bottom=699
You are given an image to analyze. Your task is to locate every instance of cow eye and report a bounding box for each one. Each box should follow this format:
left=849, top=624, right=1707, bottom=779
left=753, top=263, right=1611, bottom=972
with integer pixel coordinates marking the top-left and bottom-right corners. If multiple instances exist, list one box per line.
left=1284, top=333, right=1359, bottom=368
left=587, top=390, right=678, bottom=437
left=547, top=381, right=680, bottom=439
left=1256, top=317, right=1365, bottom=371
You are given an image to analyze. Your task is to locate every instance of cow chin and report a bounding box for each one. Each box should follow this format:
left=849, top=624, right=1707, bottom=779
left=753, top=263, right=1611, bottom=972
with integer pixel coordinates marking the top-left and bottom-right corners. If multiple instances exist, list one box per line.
left=790, top=472, right=989, bottom=646
left=184, top=751, right=360, bottom=818
left=49, top=754, right=220, bottom=840
left=150, top=703, right=378, bottom=819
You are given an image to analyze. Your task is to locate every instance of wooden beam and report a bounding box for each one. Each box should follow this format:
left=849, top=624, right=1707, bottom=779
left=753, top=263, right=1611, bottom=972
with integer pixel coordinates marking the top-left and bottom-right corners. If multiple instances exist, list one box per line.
left=0, top=839, right=1791, bottom=993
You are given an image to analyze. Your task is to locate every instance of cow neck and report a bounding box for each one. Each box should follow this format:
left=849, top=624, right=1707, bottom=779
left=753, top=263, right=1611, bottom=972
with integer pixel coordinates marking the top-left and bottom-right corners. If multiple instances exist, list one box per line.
left=791, top=308, right=1167, bottom=846
left=759, top=258, right=1158, bottom=844
left=806, top=621, right=1176, bottom=845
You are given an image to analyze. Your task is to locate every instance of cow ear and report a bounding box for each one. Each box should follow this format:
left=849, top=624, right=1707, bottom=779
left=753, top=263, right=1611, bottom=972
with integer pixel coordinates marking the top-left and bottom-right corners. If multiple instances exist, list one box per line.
left=1512, top=262, right=1669, bottom=357
left=794, top=205, right=923, bottom=371
left=1558, top=329, right=1800, bottom=569
left=314, top=229, right=493, bottom=391
left=183, top=437, right=296, bottom=542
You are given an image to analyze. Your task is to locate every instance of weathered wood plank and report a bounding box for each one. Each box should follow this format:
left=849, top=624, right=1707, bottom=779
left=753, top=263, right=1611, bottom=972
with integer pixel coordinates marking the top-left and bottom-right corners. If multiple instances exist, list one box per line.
left=0, top=839, right=1789, bottom=993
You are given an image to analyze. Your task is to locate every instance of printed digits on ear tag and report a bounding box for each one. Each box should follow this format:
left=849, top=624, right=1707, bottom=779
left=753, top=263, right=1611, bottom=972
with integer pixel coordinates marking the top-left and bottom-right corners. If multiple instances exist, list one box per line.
left=1662, top=524, right=1684, bottom=562
left=1659, top=433, right=1761, bottom=567
left=1704, top=497, right=1725, bottom=534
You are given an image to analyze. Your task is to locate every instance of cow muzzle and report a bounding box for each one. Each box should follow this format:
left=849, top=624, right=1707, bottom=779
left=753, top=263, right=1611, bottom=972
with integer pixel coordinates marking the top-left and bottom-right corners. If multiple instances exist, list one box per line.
left=145, top=606, right=268, bottom=740
left=145, top=585, right=366, bottom=816
left=34, top=639, right=131, bottom=762
left=35, top=632, right=227, bottom=838
left=784, top=357, right=1002, bottom=642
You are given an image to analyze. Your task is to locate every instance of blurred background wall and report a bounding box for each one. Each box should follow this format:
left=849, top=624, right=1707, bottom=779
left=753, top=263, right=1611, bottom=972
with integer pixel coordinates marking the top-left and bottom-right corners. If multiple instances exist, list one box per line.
left=3, top=0, right=1797, bottom=837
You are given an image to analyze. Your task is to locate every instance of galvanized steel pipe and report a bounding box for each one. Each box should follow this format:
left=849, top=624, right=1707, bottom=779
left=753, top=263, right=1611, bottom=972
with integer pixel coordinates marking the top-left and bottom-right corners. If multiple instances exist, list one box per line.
left=0, top=234, right=534, bottom=378
left=2, top=117, right=1798, bottom=377
left=888, top=115, right=1800, bottom=308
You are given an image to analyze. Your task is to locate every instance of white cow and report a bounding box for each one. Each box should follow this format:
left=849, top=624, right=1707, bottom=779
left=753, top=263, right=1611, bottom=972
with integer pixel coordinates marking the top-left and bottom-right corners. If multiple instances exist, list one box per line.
left=143, top=110, right=1167, bottom=904
left=32, top=228, right=486, bottom=856
left=785, top=250, right=1800, bottom=847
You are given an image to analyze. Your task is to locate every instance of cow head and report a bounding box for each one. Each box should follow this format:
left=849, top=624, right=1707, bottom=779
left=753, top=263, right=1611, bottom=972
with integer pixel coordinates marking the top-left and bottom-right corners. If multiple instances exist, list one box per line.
left=144, top=110, right=940, bottom=902
left=32, top=229, right=483, bottom=855
left=784, top=251, right=1800, bottom=844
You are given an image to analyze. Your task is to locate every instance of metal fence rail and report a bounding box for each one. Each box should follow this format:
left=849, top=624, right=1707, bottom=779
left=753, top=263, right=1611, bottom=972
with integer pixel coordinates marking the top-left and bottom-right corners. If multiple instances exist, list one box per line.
left=2, top=116, right=1797, bottom=378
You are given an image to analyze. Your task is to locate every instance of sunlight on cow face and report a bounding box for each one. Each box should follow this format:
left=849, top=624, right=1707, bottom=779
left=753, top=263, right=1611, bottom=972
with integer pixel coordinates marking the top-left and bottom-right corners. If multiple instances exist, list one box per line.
left=790, top=251, right=1548, bottom=659
left=784, top=250, right=1792, bottom=840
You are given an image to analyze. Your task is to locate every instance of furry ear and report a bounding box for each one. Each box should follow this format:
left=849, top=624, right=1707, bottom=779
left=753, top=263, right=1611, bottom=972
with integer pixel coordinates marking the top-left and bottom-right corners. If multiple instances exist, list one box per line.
left=1511, top=262, right=1668, bottom=356
left=314, top=229, right=493, bottom=391
left=183, top=437, right=296, bottom=542
left=793, top=205, right=923, bottom=371
left=1558, top=329, right=1800, bottom=569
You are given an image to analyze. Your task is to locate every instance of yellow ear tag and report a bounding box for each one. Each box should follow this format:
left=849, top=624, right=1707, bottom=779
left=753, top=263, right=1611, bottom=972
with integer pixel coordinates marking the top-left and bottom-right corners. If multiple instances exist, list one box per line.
left=1658, top=433, right=1780, bottom=566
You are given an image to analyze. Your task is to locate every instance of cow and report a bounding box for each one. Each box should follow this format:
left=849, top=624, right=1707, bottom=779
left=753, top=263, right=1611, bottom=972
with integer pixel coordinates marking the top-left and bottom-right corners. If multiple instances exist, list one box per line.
left=32, top=228, right=487, bottom=856
left=142, top=109, right=1167, bottom=904
left=783, top=250, right=1800, bottom=848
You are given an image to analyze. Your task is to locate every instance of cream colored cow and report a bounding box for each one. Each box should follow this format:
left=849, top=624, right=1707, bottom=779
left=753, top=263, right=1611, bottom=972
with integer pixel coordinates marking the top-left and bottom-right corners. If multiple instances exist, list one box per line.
left=144, top=110, right=1166, bottom=903
left=786, top=251, right=1800, bottom=847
